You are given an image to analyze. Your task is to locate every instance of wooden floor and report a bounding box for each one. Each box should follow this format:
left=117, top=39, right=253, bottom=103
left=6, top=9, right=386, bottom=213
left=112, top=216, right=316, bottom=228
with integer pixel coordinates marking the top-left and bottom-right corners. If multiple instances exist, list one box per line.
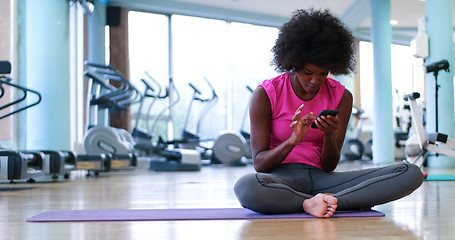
left=2, top=160, right=455, bottom=240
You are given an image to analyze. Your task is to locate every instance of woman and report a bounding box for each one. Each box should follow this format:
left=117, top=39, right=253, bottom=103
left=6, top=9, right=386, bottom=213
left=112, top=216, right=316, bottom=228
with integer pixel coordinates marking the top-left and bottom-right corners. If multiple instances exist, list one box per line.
left=234, top=9, right=423, bottom=218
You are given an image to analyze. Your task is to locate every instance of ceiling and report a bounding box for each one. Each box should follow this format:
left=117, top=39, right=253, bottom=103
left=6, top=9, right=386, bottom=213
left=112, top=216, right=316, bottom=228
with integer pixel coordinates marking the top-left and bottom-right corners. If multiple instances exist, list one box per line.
left=110, top=0, right=454, bottom=45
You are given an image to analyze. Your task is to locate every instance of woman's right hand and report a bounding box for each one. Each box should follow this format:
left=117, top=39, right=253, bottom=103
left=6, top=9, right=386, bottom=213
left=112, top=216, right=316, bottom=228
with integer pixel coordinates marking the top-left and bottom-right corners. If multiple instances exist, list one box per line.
left=289, top=104, right=316, bottom=145
left=249, top=88, right=315, bottom=172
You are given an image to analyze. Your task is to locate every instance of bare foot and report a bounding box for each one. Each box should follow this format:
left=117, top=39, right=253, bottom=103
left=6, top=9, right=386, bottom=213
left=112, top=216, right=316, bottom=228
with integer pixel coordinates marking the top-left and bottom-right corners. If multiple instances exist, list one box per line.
left=302, top=193, right=338, bottom=218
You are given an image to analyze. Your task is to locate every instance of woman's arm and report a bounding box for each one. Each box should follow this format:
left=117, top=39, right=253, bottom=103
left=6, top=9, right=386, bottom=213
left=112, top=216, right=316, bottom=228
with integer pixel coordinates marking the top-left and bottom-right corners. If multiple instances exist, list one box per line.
left=316, top=89, right=353, bottom=172
left=249, top=86, right=315, bottom=173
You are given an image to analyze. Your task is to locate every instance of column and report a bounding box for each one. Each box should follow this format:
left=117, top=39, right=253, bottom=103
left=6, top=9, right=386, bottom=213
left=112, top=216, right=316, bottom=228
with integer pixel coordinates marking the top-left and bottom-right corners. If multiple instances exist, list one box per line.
left=425, top=0, right=454, bottom=168
left=370, top=0, right=394, bottom=165
left=18, top=0, right=71, bottom=150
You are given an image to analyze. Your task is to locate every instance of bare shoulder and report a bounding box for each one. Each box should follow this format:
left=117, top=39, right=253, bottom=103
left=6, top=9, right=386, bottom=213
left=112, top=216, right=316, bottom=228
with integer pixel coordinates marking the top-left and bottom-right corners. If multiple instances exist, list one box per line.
left=339, top=89, right=353, bottom=110
left=337, top=89, right=353, bottom=124
left=250, top=86, right=271, bottom=116
left=341, top=88, right=353, bottom=103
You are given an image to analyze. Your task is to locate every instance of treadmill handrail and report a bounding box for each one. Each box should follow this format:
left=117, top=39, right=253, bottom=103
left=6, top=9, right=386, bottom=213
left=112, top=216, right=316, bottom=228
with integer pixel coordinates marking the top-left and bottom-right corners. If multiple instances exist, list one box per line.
left=0, top=76, right=42, bottom=120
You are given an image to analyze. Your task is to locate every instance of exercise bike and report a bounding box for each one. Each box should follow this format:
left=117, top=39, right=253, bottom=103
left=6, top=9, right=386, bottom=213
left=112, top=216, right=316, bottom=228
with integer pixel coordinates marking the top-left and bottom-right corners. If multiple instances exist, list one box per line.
left=403, top=60, right=454, bottom=177
left=404, top=92, right=455, bottom=178
left=341, top=107, right=372, bottom=161
left=238, top=85, right=254, bottom=160
left=393, top=89, right=414, bottom=160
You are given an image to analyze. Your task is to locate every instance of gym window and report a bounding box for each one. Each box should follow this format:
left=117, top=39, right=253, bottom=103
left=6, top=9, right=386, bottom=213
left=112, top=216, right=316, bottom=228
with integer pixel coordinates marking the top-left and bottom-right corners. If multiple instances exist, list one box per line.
left=358, top=41, right=425, bottom=134
left=128, top=11, right=278, bottom=141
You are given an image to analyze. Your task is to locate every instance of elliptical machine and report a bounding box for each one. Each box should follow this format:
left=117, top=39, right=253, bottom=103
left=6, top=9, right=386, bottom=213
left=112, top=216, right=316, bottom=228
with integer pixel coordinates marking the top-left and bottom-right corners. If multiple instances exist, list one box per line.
left=78, top=62, right=138, bottom=174
left=178, top=80, right=217, bottom=160
left=177, top=77, right=247, bottom=166
left=131, top=72, right=168, bottom=151
left=131, top=72, right=201, bottom=171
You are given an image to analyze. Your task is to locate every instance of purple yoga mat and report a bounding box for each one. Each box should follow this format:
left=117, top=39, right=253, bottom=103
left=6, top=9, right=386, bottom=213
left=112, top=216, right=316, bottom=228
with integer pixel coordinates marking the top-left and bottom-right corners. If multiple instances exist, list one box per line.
left=26, top=208, right=384, bottom=222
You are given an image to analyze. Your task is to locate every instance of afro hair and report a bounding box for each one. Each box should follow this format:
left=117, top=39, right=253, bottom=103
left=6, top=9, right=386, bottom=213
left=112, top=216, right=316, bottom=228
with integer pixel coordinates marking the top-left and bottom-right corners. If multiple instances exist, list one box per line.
left=271, top=8, right=356, bottom=75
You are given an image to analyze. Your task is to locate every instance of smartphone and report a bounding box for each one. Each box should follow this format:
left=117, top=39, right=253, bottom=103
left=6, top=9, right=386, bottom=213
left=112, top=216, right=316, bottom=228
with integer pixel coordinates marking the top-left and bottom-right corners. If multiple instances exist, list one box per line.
left=311, top=110, right=339, bottom=128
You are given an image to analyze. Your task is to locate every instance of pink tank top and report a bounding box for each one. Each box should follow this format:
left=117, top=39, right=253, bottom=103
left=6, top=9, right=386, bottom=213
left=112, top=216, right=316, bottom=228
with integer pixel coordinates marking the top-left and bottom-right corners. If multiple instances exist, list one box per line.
left=260, top=73, right=345, bottom=169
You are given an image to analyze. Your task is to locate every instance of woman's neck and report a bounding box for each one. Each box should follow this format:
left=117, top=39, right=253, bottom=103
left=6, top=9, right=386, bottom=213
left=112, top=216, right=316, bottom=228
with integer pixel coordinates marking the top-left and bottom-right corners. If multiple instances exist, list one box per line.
left=290, top=73, right=318, bottom=101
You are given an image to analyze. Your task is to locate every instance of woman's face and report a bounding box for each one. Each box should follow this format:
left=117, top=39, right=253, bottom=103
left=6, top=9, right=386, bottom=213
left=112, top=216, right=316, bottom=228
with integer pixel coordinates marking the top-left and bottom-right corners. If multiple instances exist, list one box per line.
left=294, top=63, right=329, bottom=95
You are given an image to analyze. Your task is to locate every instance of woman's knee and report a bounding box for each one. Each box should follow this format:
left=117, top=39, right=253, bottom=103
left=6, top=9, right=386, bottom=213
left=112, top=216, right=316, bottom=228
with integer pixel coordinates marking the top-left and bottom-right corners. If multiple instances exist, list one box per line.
left=234, top=174, right=257, bottom=195
left=234, top=173, right=288, bottom=213
left=403, top=163, right=424, bottom=188
left=234, top=174, right=260, bottom=209
left=391, top=162, right=424, bottom=191
left=234, top=173, right=266, bottom=204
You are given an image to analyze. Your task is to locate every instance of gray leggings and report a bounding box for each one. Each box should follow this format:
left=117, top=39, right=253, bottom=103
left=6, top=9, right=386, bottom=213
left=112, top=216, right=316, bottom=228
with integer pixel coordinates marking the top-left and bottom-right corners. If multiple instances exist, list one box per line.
left=234, top=162, right=424, bottom=214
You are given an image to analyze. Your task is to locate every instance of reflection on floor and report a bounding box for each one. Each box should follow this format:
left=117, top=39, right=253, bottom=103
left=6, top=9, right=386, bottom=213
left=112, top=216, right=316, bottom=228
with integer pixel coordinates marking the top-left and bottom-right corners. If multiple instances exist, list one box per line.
left=1, top=159, right=454, bottom=240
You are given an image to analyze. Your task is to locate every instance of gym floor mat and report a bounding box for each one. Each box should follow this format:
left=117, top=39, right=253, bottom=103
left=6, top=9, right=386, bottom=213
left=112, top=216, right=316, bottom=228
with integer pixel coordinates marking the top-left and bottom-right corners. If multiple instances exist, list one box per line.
left=26, top=208, right=384, bottom=222
left=425, top=174, right=455, bottom=181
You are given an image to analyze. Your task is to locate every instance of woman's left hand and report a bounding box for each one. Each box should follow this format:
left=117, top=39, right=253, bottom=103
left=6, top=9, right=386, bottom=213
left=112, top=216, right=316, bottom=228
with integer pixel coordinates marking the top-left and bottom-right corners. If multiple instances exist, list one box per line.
left=314, top=115, right=339, bottom=134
